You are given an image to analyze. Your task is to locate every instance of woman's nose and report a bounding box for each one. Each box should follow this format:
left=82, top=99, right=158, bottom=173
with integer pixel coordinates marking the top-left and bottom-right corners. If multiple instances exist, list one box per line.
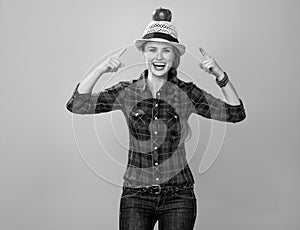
left=156, top=50, right=163, bottom=60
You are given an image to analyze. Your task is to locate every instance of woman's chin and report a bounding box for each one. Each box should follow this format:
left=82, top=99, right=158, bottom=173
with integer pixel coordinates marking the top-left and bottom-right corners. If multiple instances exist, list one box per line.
left=149, top=67, right=170, bottom=78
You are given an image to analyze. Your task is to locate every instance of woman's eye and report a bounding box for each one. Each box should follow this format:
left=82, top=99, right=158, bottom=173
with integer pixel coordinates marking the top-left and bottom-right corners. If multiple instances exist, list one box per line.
left=148, top=48, right=156, bottom=52
left=164, top=49, right=173, bottom=54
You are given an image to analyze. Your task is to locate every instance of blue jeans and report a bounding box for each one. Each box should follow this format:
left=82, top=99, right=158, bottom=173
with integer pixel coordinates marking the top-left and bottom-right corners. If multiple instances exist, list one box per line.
left=119, top=185, right=197, bottom=230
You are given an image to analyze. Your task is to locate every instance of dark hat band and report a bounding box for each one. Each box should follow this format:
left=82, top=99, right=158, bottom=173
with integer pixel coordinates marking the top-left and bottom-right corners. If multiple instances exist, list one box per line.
left=142, top=32, right=179, bottom=43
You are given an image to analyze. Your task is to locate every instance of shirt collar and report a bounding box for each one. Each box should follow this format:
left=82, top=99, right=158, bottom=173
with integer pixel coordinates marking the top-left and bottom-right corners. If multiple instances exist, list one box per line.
left=136, top=68, right=179, bottom=93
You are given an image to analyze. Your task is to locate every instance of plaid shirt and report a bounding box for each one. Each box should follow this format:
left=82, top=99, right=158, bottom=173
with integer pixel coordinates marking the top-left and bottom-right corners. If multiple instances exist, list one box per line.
left=66, top=69, right=246, bottom=187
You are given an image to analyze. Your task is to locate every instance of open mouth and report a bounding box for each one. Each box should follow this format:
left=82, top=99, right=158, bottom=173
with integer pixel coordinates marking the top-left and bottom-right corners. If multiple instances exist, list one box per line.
left=152, top=62, right=166, bottom=71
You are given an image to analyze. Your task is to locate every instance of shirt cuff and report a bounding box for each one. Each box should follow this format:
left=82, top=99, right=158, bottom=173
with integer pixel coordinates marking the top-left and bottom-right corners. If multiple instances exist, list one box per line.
left=225, top=98, right=246, bottom=122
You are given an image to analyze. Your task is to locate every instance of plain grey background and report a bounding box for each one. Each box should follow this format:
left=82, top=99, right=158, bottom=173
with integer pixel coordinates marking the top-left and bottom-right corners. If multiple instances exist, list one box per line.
left=1, top=0, right=299, bottom=229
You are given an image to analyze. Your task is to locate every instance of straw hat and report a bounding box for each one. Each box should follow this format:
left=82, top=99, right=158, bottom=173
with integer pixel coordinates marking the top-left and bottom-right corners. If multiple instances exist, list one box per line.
left=134, top=8, right=186, bottom=56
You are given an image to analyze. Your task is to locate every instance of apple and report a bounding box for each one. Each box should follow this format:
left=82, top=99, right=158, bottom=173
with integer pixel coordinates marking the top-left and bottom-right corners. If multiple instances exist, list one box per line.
left=152, top=8, right=172, bottom=22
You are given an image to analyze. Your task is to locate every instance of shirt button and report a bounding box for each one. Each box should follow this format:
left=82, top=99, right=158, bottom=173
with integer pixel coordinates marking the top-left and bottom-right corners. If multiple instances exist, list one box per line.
left=154, top=162, right=158, bottom=166
left=157, top=93, right=160, bottom=96
left=154, top=146, right=157, bottom=150
left=156, top=178, right=159, bottom=181
left=154, top=117, right=158, bottom=120
left=154, top=131, right=157, bottom=134
left=155, top=104, right=158, bottom=107
left=174, top=115, right=177, bottom=119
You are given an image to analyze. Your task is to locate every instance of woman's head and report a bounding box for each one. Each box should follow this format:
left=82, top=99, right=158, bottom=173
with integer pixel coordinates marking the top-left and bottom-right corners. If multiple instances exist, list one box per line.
left=141, top=41, right=181, bottom=77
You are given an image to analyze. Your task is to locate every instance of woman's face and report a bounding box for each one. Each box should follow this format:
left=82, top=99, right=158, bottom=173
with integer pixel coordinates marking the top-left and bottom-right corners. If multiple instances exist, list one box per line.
left=143, top=41, right=175, bottom=78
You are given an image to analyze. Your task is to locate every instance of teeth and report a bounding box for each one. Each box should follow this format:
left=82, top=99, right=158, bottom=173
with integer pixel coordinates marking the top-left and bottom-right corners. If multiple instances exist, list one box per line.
left=153, top=62, right=166, bottom=68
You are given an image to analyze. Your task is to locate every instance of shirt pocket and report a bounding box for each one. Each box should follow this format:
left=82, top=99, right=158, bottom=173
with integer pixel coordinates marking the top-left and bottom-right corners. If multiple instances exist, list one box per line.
left=129, top=108, right=148, bottom=125
left=166, top=109, right=182, bottom=141
left=128, top=108, right=151, bottom=140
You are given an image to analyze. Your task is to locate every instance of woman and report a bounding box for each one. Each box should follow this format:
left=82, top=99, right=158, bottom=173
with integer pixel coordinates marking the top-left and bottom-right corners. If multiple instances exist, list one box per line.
left=66, top=8, right=246, bottom=230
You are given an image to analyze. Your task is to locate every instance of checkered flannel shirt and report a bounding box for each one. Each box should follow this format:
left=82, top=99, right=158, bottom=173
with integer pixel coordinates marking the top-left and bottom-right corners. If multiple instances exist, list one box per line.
left=66, top=70, right=246, bottom=187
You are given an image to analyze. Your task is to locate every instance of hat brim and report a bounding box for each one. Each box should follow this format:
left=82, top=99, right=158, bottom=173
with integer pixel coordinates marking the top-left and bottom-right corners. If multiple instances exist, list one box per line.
left=134, top=38, right=186, bottom=56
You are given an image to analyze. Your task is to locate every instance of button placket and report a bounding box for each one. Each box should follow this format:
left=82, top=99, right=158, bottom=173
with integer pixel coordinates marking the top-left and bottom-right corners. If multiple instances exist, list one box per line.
left=152, top=102, right=159, bottom=176
left=152, top=98, right=160, bottom=185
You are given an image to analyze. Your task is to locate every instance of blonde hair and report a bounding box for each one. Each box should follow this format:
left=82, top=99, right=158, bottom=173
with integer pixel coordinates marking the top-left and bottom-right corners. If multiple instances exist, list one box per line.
left=171, top=46, right=181, bottom=69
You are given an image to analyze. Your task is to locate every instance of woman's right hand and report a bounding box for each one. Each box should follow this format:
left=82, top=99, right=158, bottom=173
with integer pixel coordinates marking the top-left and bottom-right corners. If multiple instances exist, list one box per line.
left=97, top=47, right=127, bottom=74
left=76, top=47, right=127, bottom=94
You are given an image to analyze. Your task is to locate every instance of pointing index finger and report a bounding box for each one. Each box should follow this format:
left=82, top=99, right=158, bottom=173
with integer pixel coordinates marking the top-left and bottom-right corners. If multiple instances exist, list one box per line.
left=115, top=47, right=127, bottom=58
left=199, top=47, right=210, bottom=59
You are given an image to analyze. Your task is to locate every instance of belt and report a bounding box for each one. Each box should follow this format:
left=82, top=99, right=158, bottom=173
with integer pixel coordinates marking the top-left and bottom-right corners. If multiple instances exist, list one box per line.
left=123, top=183, right=194, bottom=195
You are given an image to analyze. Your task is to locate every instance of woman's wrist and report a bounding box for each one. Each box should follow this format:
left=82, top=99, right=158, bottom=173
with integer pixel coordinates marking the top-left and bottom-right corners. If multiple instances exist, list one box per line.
left=216, top=72, right=229, bottom=88
left=215, top=70, right=225, bottom=80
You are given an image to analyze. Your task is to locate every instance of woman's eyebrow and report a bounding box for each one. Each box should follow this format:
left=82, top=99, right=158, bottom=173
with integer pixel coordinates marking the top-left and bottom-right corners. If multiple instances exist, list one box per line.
left=146, top=46, right=171, bottom=49
left=146, top=46, right=157, bottom=49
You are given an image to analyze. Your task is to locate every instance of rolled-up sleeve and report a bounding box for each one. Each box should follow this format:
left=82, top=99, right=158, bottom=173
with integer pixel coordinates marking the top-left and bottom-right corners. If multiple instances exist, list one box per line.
left=189, top=83, right=246, bottom=123
left=66, top=81, right=129, bottom=114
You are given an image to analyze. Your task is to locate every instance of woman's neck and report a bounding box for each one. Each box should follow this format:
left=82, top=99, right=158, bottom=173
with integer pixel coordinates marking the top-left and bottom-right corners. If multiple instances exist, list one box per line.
left=147, top=72, right=168, bottom=97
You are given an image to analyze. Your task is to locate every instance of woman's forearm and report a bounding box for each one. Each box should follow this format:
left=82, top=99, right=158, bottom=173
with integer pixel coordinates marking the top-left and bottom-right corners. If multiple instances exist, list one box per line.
left=219, top=75, right=241, bottom=106
left=77, top=70, right=104, bottom=94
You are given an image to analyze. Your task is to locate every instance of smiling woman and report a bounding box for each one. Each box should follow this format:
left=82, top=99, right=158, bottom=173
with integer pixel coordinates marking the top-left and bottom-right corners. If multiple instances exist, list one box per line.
left=142, top=42, right=176, bottom=96
left=66, top=7, right=246, bottom=230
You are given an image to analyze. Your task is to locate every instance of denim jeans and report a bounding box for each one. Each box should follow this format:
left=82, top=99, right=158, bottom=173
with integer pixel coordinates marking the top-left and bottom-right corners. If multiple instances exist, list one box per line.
left=119, top=185, right=197, bottom=230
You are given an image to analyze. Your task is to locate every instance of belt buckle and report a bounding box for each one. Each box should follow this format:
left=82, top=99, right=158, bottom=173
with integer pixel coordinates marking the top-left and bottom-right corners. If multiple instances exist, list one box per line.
left=151, top=184, right=161, bottom=194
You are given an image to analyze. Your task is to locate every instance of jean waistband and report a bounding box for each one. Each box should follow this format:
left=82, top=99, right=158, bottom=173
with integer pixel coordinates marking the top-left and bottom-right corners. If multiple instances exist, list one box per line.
left=123, top=183, right=194, bottom=195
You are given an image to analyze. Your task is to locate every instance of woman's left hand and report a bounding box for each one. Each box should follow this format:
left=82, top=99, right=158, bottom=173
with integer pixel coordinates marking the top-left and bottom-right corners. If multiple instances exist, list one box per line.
left=198, top=47, right=225, bottom=80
